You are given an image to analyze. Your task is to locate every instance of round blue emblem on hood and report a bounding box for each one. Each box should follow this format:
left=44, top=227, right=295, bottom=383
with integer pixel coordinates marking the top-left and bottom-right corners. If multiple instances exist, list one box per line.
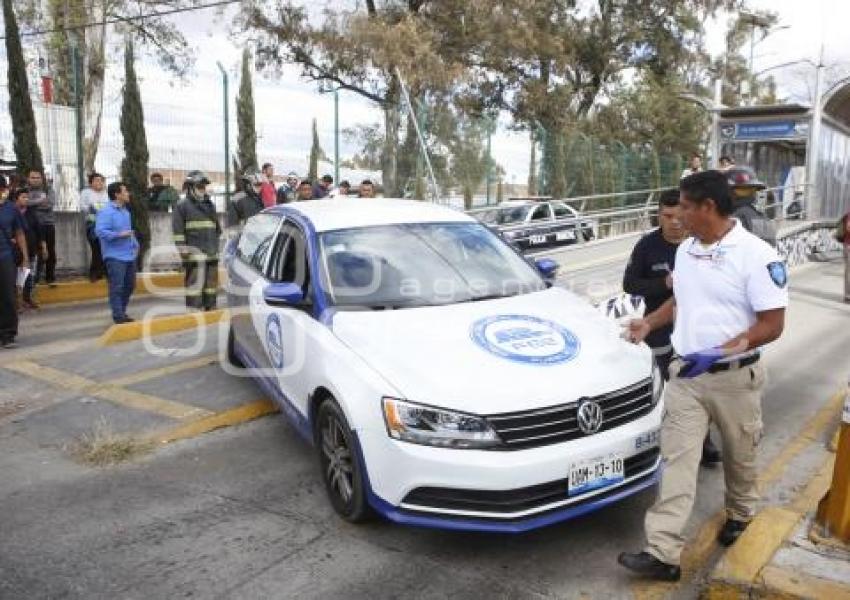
left=470, top=314, right=581, bottom=365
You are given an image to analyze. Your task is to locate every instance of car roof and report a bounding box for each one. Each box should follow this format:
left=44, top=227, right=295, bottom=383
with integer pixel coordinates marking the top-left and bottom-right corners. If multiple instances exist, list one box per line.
left=266, top=198, right=476, bottom=233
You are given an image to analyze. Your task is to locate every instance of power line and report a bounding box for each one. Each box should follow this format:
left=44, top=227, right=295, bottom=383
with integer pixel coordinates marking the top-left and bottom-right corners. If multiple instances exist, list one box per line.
left=0, top=0, right=241, bottom=40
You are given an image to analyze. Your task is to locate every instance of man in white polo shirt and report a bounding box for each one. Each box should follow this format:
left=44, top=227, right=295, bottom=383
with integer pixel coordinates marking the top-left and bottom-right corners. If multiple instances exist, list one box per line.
left=618, top=170, right=789, bottom=582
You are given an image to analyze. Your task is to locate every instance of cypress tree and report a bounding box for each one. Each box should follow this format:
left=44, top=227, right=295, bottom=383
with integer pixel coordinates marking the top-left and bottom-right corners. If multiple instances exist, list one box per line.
left=308, top=118, right=321, bottom=181
left=236, top=49, right=258, bottom=177
left=119, top=39, right=150, bottom=265
left=3, top=0, right=44, bottom=176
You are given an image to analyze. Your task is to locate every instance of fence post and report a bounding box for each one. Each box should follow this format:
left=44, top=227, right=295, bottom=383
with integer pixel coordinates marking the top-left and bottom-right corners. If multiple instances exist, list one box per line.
left=216, top=62, right=231, bottom=206
left=70, top=43, right=84, bottom=192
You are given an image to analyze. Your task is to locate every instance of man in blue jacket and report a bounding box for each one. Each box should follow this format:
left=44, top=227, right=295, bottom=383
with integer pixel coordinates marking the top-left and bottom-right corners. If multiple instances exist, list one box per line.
left=95, top=182, right=139, bottom=324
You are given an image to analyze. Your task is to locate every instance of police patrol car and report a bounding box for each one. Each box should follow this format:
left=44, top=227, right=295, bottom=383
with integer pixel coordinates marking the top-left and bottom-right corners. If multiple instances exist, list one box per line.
left=224, top=199, right=663, bottom=532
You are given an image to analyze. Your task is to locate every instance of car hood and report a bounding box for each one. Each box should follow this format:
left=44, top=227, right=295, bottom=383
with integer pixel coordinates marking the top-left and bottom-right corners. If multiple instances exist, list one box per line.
left=330, top=287, right=653, bottom=415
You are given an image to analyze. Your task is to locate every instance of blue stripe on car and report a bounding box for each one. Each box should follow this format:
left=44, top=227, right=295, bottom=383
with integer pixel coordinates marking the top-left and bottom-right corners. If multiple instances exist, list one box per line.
left=350, top=431, right=662, bottom=534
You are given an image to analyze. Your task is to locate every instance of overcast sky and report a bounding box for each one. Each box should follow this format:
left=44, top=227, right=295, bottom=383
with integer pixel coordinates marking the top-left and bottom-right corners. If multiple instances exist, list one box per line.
left=3, top=0, right=850, bottom=183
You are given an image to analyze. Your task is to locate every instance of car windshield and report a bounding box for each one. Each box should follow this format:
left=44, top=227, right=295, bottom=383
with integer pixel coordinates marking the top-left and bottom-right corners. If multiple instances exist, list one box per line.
left=318, top=222, right=545, bottom=309
left=478, top=206, right=529, bottom=225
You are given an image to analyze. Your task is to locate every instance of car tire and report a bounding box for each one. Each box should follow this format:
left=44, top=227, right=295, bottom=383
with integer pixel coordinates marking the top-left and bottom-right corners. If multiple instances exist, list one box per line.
left=315, top=398, right=372, bottom=523
left=226, top=325, right=243, bottom=368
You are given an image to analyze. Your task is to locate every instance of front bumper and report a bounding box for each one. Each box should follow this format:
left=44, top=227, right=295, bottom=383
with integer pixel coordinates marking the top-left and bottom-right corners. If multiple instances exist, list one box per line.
left=356, top=399, right=663, bottom=533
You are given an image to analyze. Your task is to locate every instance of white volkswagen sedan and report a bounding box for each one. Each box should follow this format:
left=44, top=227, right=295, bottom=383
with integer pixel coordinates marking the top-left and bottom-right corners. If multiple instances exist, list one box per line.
left=224, top=199, right=663, bottom=533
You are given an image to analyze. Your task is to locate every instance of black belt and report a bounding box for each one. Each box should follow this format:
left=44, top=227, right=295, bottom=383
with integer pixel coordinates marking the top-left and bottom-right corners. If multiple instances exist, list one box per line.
left=707, top=353, right=760, bottom=373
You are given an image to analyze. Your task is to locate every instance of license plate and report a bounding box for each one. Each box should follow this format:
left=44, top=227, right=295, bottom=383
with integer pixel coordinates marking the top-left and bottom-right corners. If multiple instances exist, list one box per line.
left=568, top=454, right=625, bottom=496
left=555, top=230, right=576, bottom=241
left=529, top=234, right=547, bottom=245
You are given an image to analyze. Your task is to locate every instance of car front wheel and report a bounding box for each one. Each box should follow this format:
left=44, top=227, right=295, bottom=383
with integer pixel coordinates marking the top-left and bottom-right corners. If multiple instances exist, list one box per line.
left=316, top=398, right=372, bottom=523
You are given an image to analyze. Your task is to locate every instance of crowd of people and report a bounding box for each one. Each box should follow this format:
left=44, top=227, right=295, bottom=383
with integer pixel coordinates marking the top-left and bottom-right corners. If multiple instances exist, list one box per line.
left=0, top=161, right=382, bottom=347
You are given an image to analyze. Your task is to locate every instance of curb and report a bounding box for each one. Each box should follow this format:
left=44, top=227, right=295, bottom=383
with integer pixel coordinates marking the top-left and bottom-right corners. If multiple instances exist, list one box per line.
left=98, top=309, right=228, bottom=346
left=37, top=270, right=228, bottom=306
left=38, top=272, right=184, bottom=305
left=705, top=389, right=848, bottom=599
left=148, top=398, right=279, bottom=445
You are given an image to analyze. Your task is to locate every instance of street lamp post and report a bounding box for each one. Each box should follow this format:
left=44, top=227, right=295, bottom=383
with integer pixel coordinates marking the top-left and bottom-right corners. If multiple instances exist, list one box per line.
left=334, top=90, right=339, bottom=187
left=216, top=61, right=231, bottom=206
left=739, top=11, right=790, bottom=106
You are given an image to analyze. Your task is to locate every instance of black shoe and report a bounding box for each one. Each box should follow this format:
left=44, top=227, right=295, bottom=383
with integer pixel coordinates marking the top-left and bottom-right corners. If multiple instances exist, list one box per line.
left=1, top=338, right=18, bottom=349
left=701, top=435, right=722, bottom=466
left=718, top=519, right=749, bottom=547
left=617, top=551, right=681, bottom=581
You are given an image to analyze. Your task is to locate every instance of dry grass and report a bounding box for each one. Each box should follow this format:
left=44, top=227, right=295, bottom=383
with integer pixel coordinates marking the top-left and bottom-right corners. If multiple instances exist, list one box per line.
left=71, top=417, right=154, bottom=467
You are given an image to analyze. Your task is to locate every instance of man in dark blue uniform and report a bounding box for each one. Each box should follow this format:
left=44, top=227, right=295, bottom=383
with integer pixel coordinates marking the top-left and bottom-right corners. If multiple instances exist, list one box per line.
left=623, top=189, right=721, bottom=466
left=0, top=176, right=28, bottom=348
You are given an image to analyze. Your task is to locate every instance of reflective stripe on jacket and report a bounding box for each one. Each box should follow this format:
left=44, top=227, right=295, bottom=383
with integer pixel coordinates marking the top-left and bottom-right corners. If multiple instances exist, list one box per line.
left=172, top=194, right=221, bottom=257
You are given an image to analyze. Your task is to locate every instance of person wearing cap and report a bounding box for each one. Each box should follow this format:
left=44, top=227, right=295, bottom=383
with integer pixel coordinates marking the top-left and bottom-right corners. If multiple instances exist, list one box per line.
left=79, top=172, right=108, bottom=282
left=313, top=174, right=333, bottom=199
left=726, top=166, right=777, bottom=246
left=618, top=170, right=788, bottom=582
left=277, top=172, right=299, bottom=204
left=0, top=176, right=29, bottom=347
left=173, top=171, right=221, bottom=311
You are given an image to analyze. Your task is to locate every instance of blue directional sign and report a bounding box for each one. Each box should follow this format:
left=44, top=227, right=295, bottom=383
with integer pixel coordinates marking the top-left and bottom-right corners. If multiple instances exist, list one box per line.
left=720, top=120, right=809, bottom=141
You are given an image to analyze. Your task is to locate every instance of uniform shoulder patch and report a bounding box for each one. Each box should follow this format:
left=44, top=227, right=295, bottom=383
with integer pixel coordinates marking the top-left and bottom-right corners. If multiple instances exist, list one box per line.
left=766, top=261, right=788, bottom=288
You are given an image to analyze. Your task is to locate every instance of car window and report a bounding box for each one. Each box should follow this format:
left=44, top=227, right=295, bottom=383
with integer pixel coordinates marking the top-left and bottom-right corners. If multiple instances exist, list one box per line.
left=267, top=222, right=311, bottom=297
left=530, top=204, right=552, bottom=221
left=236, top=214, right=280, bottom=271
left=552, top=202, right=577, bottom=218
left=318, top=222, right=545, bottom=309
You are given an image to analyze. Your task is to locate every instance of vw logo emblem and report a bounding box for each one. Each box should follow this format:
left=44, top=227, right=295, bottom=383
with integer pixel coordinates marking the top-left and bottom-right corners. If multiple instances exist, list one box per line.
left=576, top=400, right=604, bottom=435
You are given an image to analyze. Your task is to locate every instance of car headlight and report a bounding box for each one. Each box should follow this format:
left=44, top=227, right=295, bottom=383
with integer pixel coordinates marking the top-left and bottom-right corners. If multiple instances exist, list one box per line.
left=651, top=362, right=664, bottom=407
left=382, top=398, right=502, bottom=449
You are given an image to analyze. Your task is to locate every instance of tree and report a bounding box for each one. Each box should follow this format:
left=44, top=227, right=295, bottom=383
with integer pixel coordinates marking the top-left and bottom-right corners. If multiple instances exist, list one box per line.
left=3, top=0, right=44, bottom=176
left=35, top=1, right=201, bottom=173
left=527, top=132, right=538, bottom=196
left=308, top=118, right=326, bottom=181
left=715, top=11, right=780, bottom=107
left=119, top=39, right=151, bottom=264
left=236, top=49, right=258, bottom=177
left=239, top=0, right=459, bottom=196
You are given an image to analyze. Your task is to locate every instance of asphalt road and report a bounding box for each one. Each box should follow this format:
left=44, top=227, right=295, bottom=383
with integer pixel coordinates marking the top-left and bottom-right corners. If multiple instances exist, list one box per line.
left=0, top=257, right=847, bottom=599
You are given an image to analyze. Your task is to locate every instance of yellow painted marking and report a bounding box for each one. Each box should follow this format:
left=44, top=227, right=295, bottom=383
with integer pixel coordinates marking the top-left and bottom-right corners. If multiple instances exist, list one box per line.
left=712, top=506, right=800, bottom=584
left=98, top=309, right=228, bottom=346
left=107, top=354, right=219, bottom=387
left=2, top=360, right=211, bottom=421
left=633, top=389, right=846, bottom=599
left=37, top=272, right=185, bottom=305
left=38, top=270, right=228, bottom=307
left=759, top=565, right=850, bottom=600
left=150, top=399, right=278, bottom=444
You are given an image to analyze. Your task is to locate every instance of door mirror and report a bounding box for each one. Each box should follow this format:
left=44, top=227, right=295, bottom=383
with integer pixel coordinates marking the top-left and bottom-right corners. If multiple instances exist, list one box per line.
left=264, top=282, right=304, bottom=306
left=534, top=257, right=559, bottom=282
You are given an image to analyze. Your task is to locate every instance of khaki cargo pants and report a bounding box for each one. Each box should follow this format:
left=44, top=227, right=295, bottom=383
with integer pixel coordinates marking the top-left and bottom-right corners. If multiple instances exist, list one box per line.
left=645, top=357, right=766, bottom=565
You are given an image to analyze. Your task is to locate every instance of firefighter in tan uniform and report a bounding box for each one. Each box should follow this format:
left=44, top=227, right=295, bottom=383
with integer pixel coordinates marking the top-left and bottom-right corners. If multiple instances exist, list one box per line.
left=172, top=171, right=221, bottom=311
left=618, top=170, right=789, bottom=581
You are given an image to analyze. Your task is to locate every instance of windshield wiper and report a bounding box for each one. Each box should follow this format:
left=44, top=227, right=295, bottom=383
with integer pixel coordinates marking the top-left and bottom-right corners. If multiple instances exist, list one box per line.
left=464, top=293, right=516, bottom=303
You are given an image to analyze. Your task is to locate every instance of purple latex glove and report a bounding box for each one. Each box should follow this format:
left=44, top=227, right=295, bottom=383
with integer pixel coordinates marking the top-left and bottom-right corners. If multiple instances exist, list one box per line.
left=678, top=347, right=727, bottom=379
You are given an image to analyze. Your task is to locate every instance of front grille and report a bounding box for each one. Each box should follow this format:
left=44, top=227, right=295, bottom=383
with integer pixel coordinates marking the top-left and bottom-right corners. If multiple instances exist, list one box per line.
left=486, top=379, right=654, bottom=450
left=401, top=447, right=660, bottom=516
